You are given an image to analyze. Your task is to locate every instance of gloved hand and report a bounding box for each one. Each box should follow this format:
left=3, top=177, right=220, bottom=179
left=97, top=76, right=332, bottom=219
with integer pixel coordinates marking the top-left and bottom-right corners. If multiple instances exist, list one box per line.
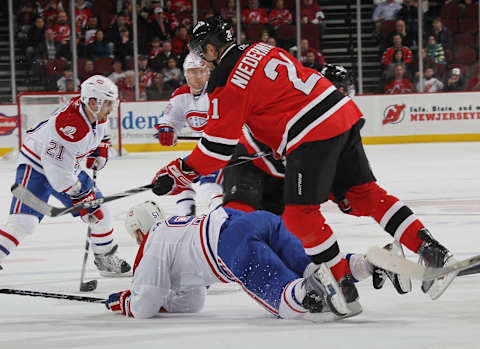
left=86, top=136, right=111, bottom=170
left=154, top=124, right=177, bottom=146
left=152, top=158, right=199, bottom=196
left=70, top=189, right=104, bottom=224
left=105, top=290, right=133, bottom=317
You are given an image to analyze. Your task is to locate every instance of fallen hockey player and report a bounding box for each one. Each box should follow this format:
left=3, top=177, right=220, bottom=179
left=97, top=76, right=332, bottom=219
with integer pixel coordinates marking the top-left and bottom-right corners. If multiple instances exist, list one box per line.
left=105, top=201, right=406, bottom=320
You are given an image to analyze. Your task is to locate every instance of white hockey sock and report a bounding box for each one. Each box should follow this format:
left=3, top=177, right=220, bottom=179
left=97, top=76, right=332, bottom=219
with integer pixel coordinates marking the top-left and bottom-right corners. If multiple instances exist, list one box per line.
left=278, top=278, right=308, bottom=319
left=176, top=189, right=196, bottom=216
left=90, top=205, right=114, bottom=254
left=345, top=253, right=373, bottom=281
left=0, top=214, right=38, bottom=263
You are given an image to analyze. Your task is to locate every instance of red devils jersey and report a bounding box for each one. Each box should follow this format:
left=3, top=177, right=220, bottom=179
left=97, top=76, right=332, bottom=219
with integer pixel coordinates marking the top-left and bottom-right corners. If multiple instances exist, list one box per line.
left=185, top=42, right=362, bottom=175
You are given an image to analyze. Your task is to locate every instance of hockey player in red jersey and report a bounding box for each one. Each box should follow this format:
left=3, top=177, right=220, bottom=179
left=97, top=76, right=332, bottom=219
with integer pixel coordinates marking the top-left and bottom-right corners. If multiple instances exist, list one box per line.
left=150, top=16, right=457, bottom=313
left=0, top=76, right=131, bottom=276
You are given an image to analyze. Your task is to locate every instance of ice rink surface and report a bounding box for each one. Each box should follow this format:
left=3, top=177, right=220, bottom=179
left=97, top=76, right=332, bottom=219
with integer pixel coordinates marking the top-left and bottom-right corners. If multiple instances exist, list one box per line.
left=0, top=142, right=479, bottom=349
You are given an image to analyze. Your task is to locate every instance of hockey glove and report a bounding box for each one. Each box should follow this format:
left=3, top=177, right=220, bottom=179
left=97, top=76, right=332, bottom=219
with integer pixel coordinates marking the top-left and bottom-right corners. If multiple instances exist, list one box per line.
left=154, top=124, right=178, bottom=146
left=70, top=188, right=104, bottom=224
left=152, top=158, right=199, bottom=196
left=105, top=290, right=133, bottom=317
left=86, top=136, right=111, bottom=171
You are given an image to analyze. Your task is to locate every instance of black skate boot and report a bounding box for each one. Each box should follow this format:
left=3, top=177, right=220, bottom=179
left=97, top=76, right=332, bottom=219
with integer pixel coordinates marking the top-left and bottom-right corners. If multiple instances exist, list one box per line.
left=373, top=242, right=412, bottom=294
left=302, top=263, right=362, bottom=319
left=94, top=245, right=131, bottom=277
left=417, top=229, right=457, bottom=299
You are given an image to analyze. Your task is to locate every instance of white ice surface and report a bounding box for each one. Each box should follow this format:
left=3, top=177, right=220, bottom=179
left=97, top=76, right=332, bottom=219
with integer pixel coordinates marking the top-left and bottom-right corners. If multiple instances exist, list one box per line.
left=1, top=143, right=480, bottom=349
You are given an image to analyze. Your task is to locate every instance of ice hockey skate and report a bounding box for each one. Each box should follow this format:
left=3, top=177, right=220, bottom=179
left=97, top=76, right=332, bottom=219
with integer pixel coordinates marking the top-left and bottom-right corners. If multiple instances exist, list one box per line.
left=302, top=263, right=362, bottom=321
left=94, top=245, right=131, bottom=277
left=373, top=241, right=412, bottom=294
left=417, top=229, right=457, bottom=300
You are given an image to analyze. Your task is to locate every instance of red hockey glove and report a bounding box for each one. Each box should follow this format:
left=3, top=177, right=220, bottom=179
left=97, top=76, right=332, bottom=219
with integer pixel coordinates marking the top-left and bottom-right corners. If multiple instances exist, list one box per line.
left=154, top=124, right=178, bottom=146
left=152, top=158, right=199, bottom=196
left=86, top=136, right=111, bottom=171
left=70, top=189, right=104, bottom=224
left=105, top=290, right=133, bottom=317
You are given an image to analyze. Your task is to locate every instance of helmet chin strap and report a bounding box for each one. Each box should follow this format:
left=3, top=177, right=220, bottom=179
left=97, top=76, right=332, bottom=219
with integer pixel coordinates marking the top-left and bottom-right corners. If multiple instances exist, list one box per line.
left=84, top=99, right=104, bottom=120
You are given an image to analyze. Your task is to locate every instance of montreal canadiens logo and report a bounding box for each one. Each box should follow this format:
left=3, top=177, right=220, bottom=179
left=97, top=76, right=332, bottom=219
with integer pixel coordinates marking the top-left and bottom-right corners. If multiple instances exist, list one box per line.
left=186, top=111, right=208, bottom=132
left=383, top=104, right=406, bottom=125
left=59, top=126, right=77, bottom=139
left=0, top=113, right=17, bottom=135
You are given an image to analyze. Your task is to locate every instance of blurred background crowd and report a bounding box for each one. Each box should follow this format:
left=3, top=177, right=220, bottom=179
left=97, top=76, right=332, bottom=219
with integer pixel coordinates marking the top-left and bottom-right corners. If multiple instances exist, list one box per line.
left=0, top=0, right=479, bottom=102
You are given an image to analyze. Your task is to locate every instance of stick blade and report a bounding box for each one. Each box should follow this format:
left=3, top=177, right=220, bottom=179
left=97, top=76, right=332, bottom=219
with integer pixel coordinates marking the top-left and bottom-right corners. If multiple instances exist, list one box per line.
left=11, top=183, right=55, bottom=216
left=80, top=280, right=98, bottom=292
left=366, top=246, right=427, bottom=280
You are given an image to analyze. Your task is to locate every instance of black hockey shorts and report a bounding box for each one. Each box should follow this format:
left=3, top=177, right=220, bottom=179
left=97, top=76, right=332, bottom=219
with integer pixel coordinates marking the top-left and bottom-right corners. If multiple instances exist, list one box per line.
left=223, top=144, right=285, bottom=215
left=284, top=118, right=375, bottom=205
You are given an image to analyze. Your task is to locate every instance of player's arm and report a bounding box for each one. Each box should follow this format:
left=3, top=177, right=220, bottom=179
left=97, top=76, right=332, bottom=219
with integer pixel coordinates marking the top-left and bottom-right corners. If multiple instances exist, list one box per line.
left=185, top=83, right=247, bottom=175
left=151, top=83, right=247, bottom=196
left=164, top=287, right=207, bottom=313
left=154, top=92, right=188, bottom=146
left=106, top=245, right=173, bottom=318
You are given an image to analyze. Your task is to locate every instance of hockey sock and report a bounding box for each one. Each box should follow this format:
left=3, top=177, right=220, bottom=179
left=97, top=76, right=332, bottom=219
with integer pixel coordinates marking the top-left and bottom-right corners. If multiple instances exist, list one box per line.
left=283, top=204, right=346, bottom=281
left=278, top=278, right=308, bottom=319
left=345, top=182, right=424, bottom=253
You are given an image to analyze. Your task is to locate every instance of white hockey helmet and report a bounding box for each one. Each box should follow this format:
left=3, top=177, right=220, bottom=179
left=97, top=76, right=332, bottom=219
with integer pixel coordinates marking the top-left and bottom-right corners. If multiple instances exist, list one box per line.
left=125, top=201, right=165, bottom=244
left=183, top=52, right=207, bottom=71
left=80, top=75, right=118, bottom=118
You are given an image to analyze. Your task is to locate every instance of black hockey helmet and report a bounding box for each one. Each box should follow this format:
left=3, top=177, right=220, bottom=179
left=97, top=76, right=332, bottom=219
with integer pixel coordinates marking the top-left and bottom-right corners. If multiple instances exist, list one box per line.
left=189, top=16, right=234, bottom=59
left=320, top=64, right=355, bottom=97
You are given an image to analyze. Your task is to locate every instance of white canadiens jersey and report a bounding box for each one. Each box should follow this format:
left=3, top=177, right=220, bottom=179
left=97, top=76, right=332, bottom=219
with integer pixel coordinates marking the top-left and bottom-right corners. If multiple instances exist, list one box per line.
left=160, top=84, right=209, bottom=133
left=130, top=208, right=231, bottom=319
left=18, top=96, right=106, bottom=193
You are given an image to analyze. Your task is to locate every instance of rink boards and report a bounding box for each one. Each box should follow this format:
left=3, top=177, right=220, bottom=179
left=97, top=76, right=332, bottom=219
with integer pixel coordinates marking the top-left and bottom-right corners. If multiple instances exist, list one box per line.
left=1, top=91, right=480, bottom=156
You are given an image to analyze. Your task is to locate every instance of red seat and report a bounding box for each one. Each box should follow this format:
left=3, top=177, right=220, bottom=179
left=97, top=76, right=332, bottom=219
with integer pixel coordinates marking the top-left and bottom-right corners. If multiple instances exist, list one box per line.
left=100, top=12, right=116, bottom=30
left=46, top=59, right=67, bottom=76
left=434, top=63, right=447, bottom=81
left=459, top=18, right=478, bottom=33
left=454, top=47, right=477, bottom=64
left=95, top=57, right=114, bottom=76
left=246, top=24, right=267, bottom=41
left=197, top=0, right=211, bottom=12
left=440, top=3, right=462, bottom=20
left=463, top=3, right=479, bottom=19
left=442, top=18, right=458, bottom=33
left=301, top=23, right=320, bottom=50
left=380, top=20, right=396, bottom=39
left=213, top=0, right=226, bottom=11
left=444, top=48, right=453, bottom=63
left=77, top=58, right=87, bottom=76
left=276, top=24, right=296, bottom=40
left=454, top=33, right=474, bottom=49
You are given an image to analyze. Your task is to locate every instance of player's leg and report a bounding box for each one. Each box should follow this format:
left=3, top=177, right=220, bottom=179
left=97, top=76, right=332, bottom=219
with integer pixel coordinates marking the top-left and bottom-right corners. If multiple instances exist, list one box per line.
left=282, top=135, right=351, bottom=281
left=217, top=209, right=356, bottom=319
left=331, top=120, right=454, bottom=298
left=222, top=145, right=265, bottom=212
left=196, top=170, right=223, bottom=212
left=53, top=170, right=131, bottom=276
left=0, top=164, right=50, bottom=267
left=174, top=187, right=196, bottom=216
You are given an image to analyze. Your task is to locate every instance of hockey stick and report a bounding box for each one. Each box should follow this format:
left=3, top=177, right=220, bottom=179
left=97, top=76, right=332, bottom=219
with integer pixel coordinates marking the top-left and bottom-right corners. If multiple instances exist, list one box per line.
left=11, top=182, right=153, bottom=218
left=0, top=288, right=106, bottom=303
left=79, top=169, right=98, bottom=293
left=11, top=151, right=273, bottom=218
left=366, top=246, right=480, bottom=281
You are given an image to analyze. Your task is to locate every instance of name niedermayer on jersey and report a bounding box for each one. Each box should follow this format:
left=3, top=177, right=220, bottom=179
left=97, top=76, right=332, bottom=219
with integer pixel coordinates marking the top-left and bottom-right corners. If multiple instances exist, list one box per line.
left=230, top=43, right=274, bottom=90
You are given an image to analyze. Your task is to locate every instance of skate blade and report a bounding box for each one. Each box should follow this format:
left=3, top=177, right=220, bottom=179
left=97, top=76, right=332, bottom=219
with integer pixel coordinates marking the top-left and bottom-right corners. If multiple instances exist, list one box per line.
left=303, top=303, right=363, bottom=323
left=427, top=270, right=458, bottom=300
left=315, top=264, right=361, bottom=318
left=98, top=270, right=133, bottom=278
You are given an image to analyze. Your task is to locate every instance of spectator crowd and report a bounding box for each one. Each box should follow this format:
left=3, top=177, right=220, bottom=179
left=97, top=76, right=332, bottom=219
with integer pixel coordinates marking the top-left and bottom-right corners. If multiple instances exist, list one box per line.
left=15, top=0, right=328, bottom=100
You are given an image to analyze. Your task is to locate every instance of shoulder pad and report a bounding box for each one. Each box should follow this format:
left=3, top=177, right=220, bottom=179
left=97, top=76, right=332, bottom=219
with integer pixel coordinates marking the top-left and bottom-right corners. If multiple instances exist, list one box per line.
left=171, top=85, right=191, bottom=99
left=55, top=110, right=89, bottom=142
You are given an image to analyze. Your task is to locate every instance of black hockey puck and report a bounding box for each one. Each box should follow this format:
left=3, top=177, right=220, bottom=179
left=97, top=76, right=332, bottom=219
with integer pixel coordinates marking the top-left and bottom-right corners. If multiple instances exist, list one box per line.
left=80, top=279, right=98, bottom=292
